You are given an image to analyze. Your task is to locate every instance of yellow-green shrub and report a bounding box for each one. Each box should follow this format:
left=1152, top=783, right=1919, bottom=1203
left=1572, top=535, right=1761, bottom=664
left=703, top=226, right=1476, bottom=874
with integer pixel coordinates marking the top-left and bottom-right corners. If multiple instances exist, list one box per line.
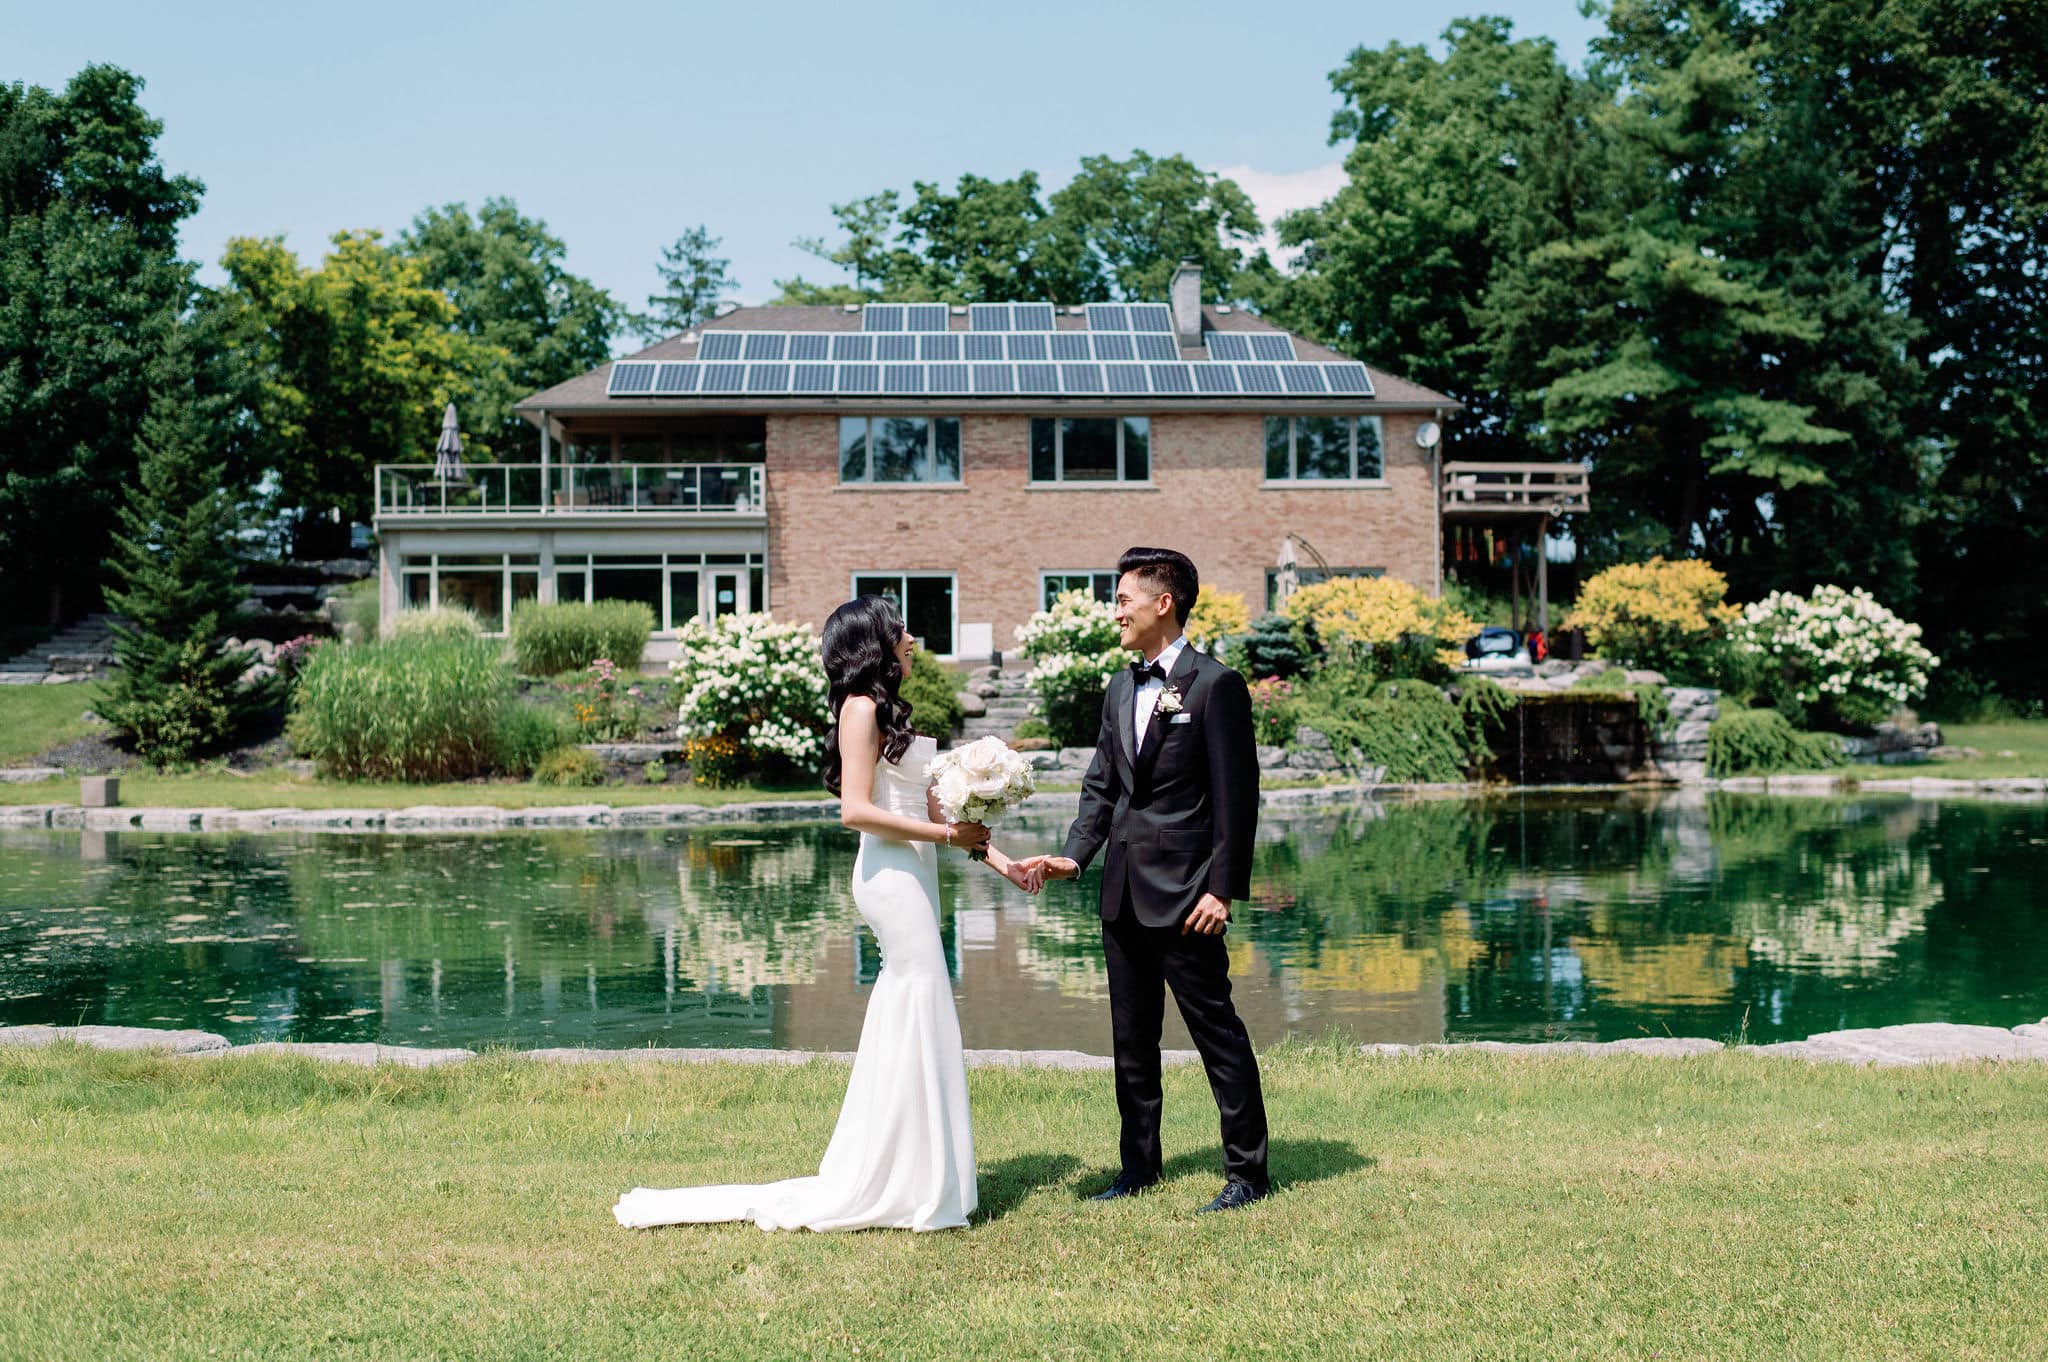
left=1569, top=558, right=1738, bottom=682
left=1282, top=576, right=1476, bottom=680
left=1186, top=590, right=1251, bottom=651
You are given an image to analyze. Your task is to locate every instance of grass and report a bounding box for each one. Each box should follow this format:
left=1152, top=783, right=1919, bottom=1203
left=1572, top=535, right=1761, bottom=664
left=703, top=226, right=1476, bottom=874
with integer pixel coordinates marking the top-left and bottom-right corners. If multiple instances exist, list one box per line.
left=1754, top=719, right=2048, bottom=783
left=2, top=1044, right=2043, bottom=1359
left=0, top=770, right=830, bottom=809
left=0, top=680, right=110, bottom=764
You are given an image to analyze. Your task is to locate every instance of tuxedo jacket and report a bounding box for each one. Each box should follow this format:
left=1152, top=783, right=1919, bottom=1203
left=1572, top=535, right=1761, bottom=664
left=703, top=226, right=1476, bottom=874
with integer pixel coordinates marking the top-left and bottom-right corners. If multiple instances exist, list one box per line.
left=1060, top=644, right=1260, bottom=928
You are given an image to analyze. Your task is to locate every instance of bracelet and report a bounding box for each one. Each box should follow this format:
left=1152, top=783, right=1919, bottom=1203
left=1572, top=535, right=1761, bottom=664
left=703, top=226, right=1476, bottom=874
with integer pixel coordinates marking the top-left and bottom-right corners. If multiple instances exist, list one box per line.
left=943, top=821, right=957, bottom=848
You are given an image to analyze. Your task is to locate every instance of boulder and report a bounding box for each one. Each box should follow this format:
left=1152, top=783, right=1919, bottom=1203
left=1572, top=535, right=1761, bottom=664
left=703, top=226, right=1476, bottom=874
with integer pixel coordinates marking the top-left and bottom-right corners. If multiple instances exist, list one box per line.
left=1291, top=724, right=1334, bottom=751
left=1026, top=751, right=1063, bottom=771
left=955, top=690, right=987, bottom=718
left=1623, top=669, right=1666, bottom=686
left=0, top=1024, right=228, bottom=1054
left=1256, top=745, right=1286, bottom=769
left=1057, top=746, right=1097, bottom=769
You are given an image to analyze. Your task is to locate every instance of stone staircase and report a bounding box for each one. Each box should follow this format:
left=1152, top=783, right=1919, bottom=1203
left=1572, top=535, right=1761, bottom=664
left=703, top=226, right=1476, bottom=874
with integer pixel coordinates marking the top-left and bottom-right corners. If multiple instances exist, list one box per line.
left=0, top=614, right=121, bottom=684
left=956, top=666, right=1037, bottom=743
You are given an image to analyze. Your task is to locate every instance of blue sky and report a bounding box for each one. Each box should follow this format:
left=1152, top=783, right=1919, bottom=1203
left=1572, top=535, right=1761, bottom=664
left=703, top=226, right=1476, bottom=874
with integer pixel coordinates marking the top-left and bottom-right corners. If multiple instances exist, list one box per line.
left=14, top=0, right=1604, bottom=330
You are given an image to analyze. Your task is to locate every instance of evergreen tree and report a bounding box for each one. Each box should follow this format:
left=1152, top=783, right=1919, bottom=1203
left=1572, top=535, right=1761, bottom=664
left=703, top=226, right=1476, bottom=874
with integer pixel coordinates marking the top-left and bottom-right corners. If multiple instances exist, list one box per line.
left=100, top=333, right=267, bottom=765
left=641, top=225, right=736, bottom=335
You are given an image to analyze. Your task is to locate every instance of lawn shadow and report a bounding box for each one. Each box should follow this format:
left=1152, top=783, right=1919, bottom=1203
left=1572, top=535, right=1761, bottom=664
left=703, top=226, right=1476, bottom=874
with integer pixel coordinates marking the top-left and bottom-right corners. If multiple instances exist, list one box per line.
left=1071, top=1138, right=1375, bottom=1200
left=974, top=1151, right=1083, bottom=1223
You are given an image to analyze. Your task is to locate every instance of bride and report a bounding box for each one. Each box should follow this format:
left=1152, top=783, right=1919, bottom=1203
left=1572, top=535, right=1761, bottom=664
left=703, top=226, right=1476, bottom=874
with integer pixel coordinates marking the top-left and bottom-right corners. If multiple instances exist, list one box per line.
left=613, top=596, right=1041, bottom=1233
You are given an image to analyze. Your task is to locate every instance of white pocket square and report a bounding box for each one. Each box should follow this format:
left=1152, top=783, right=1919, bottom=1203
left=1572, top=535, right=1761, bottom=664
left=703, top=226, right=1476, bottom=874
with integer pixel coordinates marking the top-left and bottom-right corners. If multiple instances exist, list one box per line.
left=1169, top=713, right=1193, bottom=724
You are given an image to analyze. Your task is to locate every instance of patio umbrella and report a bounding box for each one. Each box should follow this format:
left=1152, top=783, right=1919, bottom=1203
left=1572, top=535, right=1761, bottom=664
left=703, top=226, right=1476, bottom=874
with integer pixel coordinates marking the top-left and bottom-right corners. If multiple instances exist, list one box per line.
left=1274, top=535, right=1300, bottom=609
left=430, top=402, right=467, bottom=484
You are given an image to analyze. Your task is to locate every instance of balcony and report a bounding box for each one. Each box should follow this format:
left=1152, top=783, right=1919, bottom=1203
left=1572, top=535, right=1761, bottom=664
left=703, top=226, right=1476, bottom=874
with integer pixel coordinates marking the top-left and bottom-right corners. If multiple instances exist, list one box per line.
left=1442, top=461, right=1590, bottom=517
left=374, top=463, right=765, bottom=518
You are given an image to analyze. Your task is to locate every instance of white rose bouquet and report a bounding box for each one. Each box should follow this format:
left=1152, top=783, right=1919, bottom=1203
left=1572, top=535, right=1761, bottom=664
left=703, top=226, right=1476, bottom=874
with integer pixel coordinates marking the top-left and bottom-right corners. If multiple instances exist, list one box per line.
left=925, top=735, right=1037, bottom=861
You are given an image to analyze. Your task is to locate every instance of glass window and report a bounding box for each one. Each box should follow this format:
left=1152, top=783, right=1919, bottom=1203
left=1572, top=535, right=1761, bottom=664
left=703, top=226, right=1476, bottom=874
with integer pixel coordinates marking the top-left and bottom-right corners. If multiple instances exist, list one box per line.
left=1042, top=571, right=1117, bottom=608
left=853, top=573, right=955, bottom=655
left=556, top=570, right=587, bottom=604
left=1121, top=417, right=1150, bottom=481
left=669, top=569, right=700, bottom=626
left=592, top=566, right=663, bottom=620
left=933, top=417, right=961, bottom=482
left=839, top=417, right=868, bottom=482
left=873, top=417, right=930, bottom=483
left=1030, top=418, right=1057, bottom=482
left=618, top=434, right=665, bottom=463
left=437, top=570, right=505, bottom=630
left=1060, top=418, right=1119, bottom=480
left=1298, top=416, right=1352, bottom=480
left=1264, top=418, right=1291, bottom=480
left=403, top=573, right=432, bottom=609
left=1355, top=416, right=1384, bottom=479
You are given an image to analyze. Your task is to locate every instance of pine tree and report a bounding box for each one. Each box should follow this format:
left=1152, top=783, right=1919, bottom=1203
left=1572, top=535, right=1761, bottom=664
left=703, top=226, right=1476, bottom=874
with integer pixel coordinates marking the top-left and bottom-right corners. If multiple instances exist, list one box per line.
left=640, top=225, right=735, bottom=337
left=100, top=332, right=267, bottom=765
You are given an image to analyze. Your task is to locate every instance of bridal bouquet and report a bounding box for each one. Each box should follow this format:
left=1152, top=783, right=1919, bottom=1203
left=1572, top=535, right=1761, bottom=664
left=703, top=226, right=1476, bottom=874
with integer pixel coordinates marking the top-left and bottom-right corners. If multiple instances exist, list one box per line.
left=926, top=736, right=1037, bottom=860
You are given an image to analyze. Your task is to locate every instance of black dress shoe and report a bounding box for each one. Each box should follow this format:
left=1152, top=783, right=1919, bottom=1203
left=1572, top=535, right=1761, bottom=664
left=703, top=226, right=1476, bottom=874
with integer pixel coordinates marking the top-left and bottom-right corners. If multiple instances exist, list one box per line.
left=1088, top=1172, right=1160, bottom=1201
left=1197, top=1179, right=1269, bottom=1214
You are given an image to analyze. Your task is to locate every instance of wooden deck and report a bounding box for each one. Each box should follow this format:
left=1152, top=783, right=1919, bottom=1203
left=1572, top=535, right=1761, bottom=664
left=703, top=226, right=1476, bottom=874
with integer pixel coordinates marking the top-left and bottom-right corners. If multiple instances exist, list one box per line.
left=1442, top=461, right=1590, bottom=516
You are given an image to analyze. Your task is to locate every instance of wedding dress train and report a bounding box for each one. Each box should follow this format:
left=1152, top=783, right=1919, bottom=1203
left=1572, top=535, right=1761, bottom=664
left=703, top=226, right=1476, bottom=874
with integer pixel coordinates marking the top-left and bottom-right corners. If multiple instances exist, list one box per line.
left=612, top=735, right=977, bottom=1232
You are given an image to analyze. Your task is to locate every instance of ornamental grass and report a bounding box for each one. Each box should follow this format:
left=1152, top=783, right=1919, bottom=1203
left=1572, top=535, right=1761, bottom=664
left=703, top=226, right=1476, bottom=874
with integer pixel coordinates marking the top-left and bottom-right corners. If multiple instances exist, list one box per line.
left=288, top=634, right=511, bottom=782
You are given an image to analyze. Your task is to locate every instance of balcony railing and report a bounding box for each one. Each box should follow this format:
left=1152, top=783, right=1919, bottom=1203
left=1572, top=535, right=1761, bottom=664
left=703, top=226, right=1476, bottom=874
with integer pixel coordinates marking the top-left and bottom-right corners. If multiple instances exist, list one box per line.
left=1442, top=461, right=1591, bottom=516
left=375, top=462, right=766, bottom=516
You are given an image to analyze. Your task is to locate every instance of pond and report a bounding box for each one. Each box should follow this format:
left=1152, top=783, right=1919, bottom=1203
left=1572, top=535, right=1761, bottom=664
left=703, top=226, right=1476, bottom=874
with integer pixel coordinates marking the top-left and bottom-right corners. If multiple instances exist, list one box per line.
left=1, top=793, right=2043, bottom=1052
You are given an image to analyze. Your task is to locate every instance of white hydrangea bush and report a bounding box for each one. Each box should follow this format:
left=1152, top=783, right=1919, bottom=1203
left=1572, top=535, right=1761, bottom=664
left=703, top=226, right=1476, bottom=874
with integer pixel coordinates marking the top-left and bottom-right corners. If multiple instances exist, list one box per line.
left=1014, top=591, right=1128, bottom=746
left=670, top=612, right=830, bottom=765
left=1014, top=589, right=1120, bottom=659
left=1735, top=585, right=1938, bottom=728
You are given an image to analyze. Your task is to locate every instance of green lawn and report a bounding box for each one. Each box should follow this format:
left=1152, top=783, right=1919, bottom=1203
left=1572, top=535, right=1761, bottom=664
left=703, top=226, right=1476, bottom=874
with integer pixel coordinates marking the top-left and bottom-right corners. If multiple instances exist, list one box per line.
left=1758, top=719, right=2048, bottom=782
left=1, top=1043, right=2042, bottom=1359
left=0, top=680, right=110, bottom=764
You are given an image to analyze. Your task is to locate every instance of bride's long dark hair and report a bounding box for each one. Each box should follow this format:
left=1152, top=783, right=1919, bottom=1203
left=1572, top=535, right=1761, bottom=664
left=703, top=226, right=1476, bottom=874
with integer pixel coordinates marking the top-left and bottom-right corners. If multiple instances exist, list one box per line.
left=820, top=595, right=916, bottom=795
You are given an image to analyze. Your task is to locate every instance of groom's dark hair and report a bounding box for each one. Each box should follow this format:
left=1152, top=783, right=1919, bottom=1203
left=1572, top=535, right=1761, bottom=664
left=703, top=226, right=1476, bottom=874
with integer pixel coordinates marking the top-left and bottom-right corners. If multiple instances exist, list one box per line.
left=1118, top=547, right=1199, bottom=626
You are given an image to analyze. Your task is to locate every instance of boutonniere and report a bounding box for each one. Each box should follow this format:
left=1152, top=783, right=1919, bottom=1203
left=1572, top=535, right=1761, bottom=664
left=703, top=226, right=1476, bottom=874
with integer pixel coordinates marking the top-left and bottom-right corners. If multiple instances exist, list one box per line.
left=1156, top=686, right=1184, bottom=716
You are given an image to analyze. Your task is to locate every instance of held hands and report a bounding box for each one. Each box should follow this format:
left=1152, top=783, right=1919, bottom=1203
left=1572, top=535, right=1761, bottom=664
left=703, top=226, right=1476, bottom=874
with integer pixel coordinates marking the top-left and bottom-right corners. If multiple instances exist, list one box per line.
left=1011, top=855, right=1079, bottom=893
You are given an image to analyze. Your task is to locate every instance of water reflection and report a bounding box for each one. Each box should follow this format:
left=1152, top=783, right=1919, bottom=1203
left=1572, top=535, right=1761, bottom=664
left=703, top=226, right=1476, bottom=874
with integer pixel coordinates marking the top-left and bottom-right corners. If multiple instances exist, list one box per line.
left=0, top=792, right=2041, bottom=1049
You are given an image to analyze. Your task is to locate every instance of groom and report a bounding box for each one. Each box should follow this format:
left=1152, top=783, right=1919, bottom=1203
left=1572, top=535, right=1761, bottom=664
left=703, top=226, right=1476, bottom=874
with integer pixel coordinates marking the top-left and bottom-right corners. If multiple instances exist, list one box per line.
left=1024, top=547, right=1270, bottom=1213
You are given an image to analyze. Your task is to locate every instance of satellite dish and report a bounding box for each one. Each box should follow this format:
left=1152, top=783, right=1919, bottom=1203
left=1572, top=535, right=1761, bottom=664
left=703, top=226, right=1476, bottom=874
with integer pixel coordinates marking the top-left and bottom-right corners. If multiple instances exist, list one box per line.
left=1415, top=420, right=1442, bottom=450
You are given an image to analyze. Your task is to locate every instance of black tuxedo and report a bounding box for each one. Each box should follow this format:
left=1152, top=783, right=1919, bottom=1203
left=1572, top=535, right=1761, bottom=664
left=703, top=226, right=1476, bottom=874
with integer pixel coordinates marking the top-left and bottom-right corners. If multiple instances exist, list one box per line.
left=1061, top=643, right=1269, bottom=1189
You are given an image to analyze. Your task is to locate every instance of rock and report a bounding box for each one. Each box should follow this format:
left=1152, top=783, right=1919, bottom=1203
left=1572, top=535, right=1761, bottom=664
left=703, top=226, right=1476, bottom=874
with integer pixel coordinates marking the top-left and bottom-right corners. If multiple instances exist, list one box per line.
left=79, top=709, right=104, bottom=725
left=238, top=662, right=277, bottom=686
left=0, top=1024, right=229, bottom=1054
left=1534, top=659, right=1575, bottom=678
left=2016, top=1019, right=2048, bottom=1040
left=212, top=1043, right=475, bottom=1069
left=1913, top=721, right=1943, bottom=748
left=1754, top=1022, right=2048, bottom=1066
left=1057, top=746, right=1097, bottom=769
left=1287, top=749, right=1340, bottom=771
left=1623, top=669, right=1667, bottom=686
left=1667, top=687, right=1717, bottom=713
left=1927, top=745, right=1981, bottom=761
left=1008, top=737, right=1053, bottom=752
left=1027, top=750, right=1062, bottom=771
left=955, top=690, right=987, bottom=718
left=1292, top=724, right=1333, bottom=751
left=969, top=680, right=1002, bottom=698
left=0, top=767, right=63, bottom=784
left=1672, top=719, right=1712, bottom=745
left=1256, top=745, right=1286, bottom=769
left=1653, top=759, right=1708, bottom=783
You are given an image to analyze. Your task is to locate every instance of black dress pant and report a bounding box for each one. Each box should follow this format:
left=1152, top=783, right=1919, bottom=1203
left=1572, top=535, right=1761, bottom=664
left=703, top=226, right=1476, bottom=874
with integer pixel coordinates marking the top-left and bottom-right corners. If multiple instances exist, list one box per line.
left=1101, top=903, right=1270, bottom=1190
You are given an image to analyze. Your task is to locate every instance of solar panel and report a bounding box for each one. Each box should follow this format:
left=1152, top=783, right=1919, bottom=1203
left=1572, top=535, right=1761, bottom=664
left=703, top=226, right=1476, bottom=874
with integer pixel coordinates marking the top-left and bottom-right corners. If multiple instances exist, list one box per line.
left=788, top=334, right=831, bottom=362
left=699, top=332, right=745, bottom=360
left=1136, top=334, right=1178, bottom=361
left=1016, top=363, right=1059, bottom=392
left=652, top=362, right=699, bottom=393
left=1006, top=334, right=1048, bottom=361
left=972, top=363, right=1014, bottom=394
left=877, top=335, right=917, bottom=362
left=863, top=304, right=905, bottom=332
left=928, top=363, right=970, bottom=392
left=1105, top=364, right=1149, bottom=394
left=1206, top=333, right=1254, bottom=361
left=1322, top=363, right=1372, bottom=395
left=1149, top=363, right=1193, bottom=394
left=1130, top=303, right=1173, bottom=332
left=1250, top=334, right=1296, bottom=362
left=969, top=304, right=1010, bottom=331
left=742, top=333, right=785, bottom=361
left=1235, top=364, right=1281, bottom=394
left=1092, top=334, right=1136, bottom=362
left=831, top=334, right=874, bottom=362
left=746, top=363, right=790, bottom=393
left=965, top=333, right=1004, bottom=361
left=1280, top=364, right=1327, bottom=394
left=1191, top=365, right=1239, bottom=393
left=791, top=364, right=835, bottom=393
left=702, top=363, right=746, bottom=391
left=1060, top=362, right=1104, bottom=393
left=919, top=334, right=960, bottom=361
left=1084, top=304, right=1129, bottom=332
left=883, top=364, right=925, bottom=393
left=837, top=363, right=880, bottom=393
left=905, top=304, right=949, bottom=332
left=607, top=362, right=656, bottom=395
left=1011, top=303, right=1056, bottom=331
left=1050, top=333, right=1090, bottom=361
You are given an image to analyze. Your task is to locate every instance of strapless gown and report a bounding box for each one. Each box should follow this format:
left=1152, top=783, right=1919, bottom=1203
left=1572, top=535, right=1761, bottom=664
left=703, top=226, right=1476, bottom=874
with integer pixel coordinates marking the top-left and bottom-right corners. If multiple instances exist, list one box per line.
left=612, top=735, right=977, bottom=1232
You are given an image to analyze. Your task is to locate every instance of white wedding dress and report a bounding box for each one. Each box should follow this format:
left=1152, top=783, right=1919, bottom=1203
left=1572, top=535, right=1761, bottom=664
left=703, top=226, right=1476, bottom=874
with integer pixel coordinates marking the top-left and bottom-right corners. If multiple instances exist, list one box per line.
left=612, top=734, right=978, bottom=1232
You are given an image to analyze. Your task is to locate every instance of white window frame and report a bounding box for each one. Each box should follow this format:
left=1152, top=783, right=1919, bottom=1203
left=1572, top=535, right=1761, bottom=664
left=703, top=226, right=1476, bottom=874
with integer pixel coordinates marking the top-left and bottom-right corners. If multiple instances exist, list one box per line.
left=1028, top=415, right=1152, bottom=485
left=552, top=551, right=766, bottom=632
left=1039, top=569, right=1118, bottom=609
left=397, top=552, right=539, bottom=636
left=849, top=570, right=960, bottom=659
left=837, top=415, right=963, bottom=486
left=1262, top=415, right=1387, bottom=485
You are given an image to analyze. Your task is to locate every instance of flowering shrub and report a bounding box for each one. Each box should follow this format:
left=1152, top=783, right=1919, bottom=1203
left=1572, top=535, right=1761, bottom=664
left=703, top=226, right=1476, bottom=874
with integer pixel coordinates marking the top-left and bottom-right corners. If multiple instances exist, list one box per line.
left=1281, top=576, right=1476, bottom=681
left=1247, top=676, right=1298, bottom=746
left=1015, top=590, right=1126, bottom=748
left=670, top=612, right=830, bottom=776
left=1569, top=558, right=1738, bottom=680
left=1185, top=590, right=1251, bottom=652
left=272, top=635, right=327, bottom=692
left=1735, top=585, right=1938, bottom=729
left=569, top=657, right=641, bottom=741
left=681, top=732, right=743, bottom=787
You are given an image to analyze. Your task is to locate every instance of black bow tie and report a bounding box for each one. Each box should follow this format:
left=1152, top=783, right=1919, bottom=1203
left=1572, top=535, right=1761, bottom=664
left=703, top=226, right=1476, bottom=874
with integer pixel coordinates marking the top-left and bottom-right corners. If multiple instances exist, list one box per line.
left=1132, top=660, right=1166, bottom=683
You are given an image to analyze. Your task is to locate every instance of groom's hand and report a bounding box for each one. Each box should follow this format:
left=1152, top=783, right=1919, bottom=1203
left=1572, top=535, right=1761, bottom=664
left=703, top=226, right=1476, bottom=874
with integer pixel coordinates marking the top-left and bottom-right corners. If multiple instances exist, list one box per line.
left=1182, top=893, right=1232, bottom=936
left=1027, top=855, right=1079, bottom=881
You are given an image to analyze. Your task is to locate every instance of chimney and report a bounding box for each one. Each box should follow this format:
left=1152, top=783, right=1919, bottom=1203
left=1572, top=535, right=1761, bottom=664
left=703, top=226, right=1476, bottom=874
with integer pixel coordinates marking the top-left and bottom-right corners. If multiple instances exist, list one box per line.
left=1169, top=257, right=1203, bottom=349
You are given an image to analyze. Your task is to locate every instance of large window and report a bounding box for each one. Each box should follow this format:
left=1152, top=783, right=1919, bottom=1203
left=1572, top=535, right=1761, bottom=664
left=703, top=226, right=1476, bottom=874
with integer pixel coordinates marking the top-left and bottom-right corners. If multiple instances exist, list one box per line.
left=1264, top=416, right=1384, bottom=482
left=553, top=550, right=766, bottom=630
left=1041, top=570, right=1117, bottom=608
left=1030, top=417, right=1150, bottom=483
left=851, top=572, right=956, bottom=656
left=839, top=417, right=961, bottom=484
left=396, top=554, right=540, bottom=634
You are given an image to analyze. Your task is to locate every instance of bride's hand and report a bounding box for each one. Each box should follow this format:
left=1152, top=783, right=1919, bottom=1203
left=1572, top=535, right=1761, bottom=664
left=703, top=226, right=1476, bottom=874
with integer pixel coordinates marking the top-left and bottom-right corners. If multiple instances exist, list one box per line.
left=999, top=859, right=1045, bottom=894
left=943, top=821, right=990, bottom=854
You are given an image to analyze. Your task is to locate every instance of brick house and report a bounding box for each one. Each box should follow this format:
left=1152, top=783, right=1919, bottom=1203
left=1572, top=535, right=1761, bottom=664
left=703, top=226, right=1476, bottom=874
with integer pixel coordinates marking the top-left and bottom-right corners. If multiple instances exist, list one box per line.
left=372, top=263, right=1475, bottom=662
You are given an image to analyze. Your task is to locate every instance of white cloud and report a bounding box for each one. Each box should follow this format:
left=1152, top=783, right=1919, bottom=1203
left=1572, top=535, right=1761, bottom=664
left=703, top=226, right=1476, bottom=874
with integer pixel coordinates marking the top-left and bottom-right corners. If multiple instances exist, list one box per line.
left=1208, top=161, right=1348, bottom=268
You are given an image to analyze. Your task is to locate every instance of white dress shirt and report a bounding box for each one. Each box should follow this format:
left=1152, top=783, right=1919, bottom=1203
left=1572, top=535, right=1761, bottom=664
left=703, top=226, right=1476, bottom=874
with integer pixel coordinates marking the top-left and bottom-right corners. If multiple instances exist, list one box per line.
left=1132, top=634, right=1189, bottom=749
